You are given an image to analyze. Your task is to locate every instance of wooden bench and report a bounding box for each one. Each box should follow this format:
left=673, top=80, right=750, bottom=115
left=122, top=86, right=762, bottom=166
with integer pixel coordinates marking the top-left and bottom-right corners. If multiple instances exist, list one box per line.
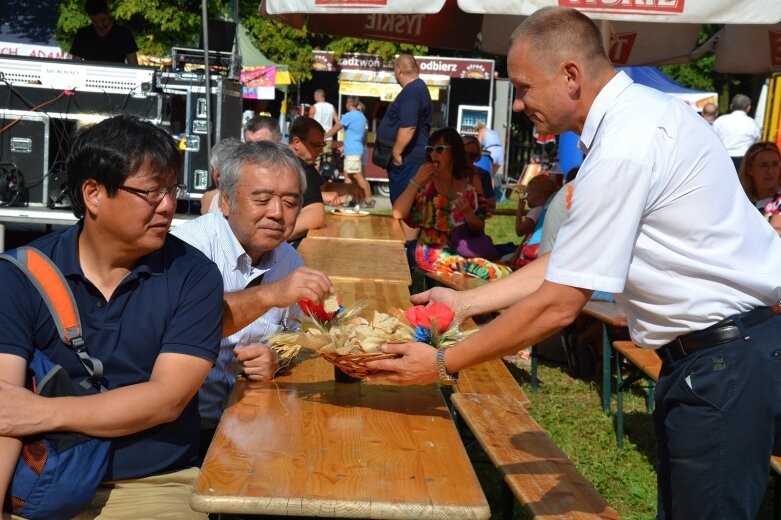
left=451, top=393, right=621, bottom=520
left=612, top=341, right=661, bottom=448
left=458, top=358, right=530, bottom=407
left=582, top=301, right=628, bottom=415
left=420, top=269, right=489, bottom=292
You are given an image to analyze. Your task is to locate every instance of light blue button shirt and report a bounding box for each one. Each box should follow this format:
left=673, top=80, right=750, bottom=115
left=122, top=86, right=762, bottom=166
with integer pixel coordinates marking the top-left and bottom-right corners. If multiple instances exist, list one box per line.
left=171, top=212, right=304, bottom=425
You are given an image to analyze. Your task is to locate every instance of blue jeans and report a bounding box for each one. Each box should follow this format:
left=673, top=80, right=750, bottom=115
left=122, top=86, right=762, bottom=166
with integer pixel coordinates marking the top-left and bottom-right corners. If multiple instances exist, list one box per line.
left=654, top=311, right=781, bottom=519
left=388, top=162, right=422, bottom=204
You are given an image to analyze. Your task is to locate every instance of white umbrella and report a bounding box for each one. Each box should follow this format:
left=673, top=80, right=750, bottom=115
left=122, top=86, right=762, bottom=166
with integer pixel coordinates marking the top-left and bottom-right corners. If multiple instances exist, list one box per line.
left=260, top=0, right=781, bottom=71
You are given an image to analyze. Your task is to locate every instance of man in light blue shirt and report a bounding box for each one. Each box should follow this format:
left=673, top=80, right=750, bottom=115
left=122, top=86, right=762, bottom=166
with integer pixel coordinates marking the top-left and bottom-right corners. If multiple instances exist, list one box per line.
left=329, top=96, right=374, bottom=207
left=170, top=141, right=334, bottom=460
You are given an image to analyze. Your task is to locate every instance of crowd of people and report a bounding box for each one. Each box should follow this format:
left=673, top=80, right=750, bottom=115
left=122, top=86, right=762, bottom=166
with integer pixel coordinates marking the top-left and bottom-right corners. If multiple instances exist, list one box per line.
left=2, top=4, right=781, bottom=520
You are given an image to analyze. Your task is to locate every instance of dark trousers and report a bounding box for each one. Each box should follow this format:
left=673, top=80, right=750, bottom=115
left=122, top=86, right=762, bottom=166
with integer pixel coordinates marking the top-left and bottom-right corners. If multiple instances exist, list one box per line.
left=654, top=312, right=781, bottom=519
left=388, top=162, right=422, bottom=204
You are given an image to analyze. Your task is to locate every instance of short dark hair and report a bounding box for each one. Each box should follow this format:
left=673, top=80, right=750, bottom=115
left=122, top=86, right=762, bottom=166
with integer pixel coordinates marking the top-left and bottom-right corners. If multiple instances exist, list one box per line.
left=244, top=115, right=281, bottom=141
left=66, top=115, right=181, bottom=218
left=84, top=0, right=109, bottom=17
left=288, top=116, right=324, bottom=142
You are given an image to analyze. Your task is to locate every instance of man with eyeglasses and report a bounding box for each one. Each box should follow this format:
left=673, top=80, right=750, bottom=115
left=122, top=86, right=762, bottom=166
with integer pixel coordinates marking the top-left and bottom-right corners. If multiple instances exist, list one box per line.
left=170, top=141, right=334, bottom=461
left=287, top=117, right=362, bottom=246
left=0, top=115, right=223, bottom=518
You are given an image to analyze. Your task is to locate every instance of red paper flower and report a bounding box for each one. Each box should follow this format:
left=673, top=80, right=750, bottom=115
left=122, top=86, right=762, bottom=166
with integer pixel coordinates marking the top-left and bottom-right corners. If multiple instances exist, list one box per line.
left=404, top=303, right=455, bottom=334
left=298, top=297, right=342, bottom=322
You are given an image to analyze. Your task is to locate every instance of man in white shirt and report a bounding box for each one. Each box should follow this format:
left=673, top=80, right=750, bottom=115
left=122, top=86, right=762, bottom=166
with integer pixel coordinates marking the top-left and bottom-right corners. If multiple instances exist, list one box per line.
left=713, top=93, right=761, bottom=171
left=171, top=141, right=334, bottom=459
left=309, top=89, right=339, bottom=169
left=368, top=8, right=781, bottom=519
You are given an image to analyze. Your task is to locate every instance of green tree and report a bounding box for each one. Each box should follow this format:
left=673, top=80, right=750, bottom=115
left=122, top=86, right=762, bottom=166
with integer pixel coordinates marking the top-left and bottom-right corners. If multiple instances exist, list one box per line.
left=55, top=0, right=229, bottom=57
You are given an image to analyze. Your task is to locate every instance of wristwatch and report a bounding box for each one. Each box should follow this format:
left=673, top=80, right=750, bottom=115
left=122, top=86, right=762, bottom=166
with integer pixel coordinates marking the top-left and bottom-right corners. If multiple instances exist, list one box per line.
left=436, top=348, right=458, bottom=385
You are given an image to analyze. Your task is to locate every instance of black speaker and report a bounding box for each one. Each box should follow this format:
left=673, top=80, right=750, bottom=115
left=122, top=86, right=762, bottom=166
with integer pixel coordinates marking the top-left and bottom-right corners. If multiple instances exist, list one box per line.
left=176, top=77, right=243, bottom=195
left=0, top=111, right=50, bottom=206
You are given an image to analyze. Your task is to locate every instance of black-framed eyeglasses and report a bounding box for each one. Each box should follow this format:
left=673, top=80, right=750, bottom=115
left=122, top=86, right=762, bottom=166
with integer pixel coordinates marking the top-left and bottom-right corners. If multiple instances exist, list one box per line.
left=425, top=145, right=451, bottom=154
left=306, top=140, right=326, bottom=148
left=118, top=183, right=186, bottom=204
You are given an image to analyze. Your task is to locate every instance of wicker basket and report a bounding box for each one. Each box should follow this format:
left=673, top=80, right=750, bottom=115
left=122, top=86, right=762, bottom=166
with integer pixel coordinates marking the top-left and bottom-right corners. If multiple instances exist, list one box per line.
left=320, top=351, right=401, bottom=379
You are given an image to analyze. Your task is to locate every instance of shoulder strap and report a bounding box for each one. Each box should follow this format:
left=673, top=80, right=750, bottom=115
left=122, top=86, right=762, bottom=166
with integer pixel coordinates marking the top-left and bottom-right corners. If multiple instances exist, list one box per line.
left=0, top=246, right=106, bottom=392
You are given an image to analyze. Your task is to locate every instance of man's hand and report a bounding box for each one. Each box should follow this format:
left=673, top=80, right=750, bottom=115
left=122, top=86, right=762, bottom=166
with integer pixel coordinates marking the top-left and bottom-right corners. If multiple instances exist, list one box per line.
left=265, top=267, right=334, bottom=309
left=233, top=344, right=280, bottom=381
left=363, top=342, right=439, bottom=386
left=410, top=288, right=470, bottom=323
left=0, top=379, right=47, bottom=437
left=392, top=152, right=403, bottom=167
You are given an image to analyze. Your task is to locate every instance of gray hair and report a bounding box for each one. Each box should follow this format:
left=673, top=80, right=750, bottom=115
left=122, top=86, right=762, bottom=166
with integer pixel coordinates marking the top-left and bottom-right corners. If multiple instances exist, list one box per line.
left=210, top=138, right=241, bottom=171
left=219, top=141, right=307, bottom=212
left=731, top=94, right=752, bottom=112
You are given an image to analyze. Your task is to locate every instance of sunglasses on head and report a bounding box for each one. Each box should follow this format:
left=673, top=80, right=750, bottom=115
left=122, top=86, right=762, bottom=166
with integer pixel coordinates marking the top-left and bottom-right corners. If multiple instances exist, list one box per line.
left=425, top=145, right=451, bottom=154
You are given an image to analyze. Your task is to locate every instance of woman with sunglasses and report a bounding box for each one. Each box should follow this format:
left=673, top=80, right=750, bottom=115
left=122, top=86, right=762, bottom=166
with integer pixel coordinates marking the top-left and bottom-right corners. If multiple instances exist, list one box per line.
left=392, top=128, right=511, bottom=281
left=738, top=141, right=781, bottom=209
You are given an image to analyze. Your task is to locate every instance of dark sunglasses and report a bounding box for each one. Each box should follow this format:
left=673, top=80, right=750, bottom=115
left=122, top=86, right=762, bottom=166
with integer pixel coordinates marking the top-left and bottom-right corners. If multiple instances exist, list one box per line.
left=425, top=145, right=451, bottom=154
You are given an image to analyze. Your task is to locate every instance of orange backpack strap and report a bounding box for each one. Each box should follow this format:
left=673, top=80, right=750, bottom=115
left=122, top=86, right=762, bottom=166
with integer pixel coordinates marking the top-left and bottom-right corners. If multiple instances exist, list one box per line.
left=0, top=247, right=105, bottom=392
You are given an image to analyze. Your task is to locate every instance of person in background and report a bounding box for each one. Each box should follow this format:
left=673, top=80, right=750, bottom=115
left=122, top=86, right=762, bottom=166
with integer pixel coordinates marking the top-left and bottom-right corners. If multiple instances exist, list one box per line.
left=462, top=135, right=496, bottom=211
left=393, top=128, right=511, bottom=281
left=71, top=0, right=138, bottom=64
left=701, top=102, right=719, bottom=124
left=0, top=115, right=222, bottom=517
left=200, top=138, right=241, bottom=215
left=475, top=121, right=504, bottom=176
left=171, top=141, right=334, bottom=462
left=505, top=174, right=557, bottom=267
left=713, top=94, right=761, bottom=171
left=329, top=96, right=374, bottom=208
left=309, top=89, right=339, bottom=169
left=368, top=8, right=781, bottom=519
left=737, top=141, right=781, bottom=210
left=286, top=117, right=362, bottom=245
left=376, top=54, right=432, bottom=203
left=244, top=115, right=282, bottom=143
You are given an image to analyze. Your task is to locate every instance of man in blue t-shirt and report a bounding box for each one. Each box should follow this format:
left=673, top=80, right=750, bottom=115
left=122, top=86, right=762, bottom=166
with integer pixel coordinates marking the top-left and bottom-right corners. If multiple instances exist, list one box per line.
left=328, top=96, right=374, bottom=207
left=0, top=115, right=223, bottom=518
left=376, top=54, right=432, bottom=203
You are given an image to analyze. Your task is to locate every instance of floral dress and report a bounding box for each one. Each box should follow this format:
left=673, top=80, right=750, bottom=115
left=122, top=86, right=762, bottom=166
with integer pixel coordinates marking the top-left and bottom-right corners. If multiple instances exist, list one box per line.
left=408, top=180, right=511, bottom=281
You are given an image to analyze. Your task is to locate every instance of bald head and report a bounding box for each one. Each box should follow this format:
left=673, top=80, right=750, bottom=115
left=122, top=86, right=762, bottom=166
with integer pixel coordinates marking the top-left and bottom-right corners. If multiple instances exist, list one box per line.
left=510, top=6, right=610, bottom=74
left=394, top=54, right=419, bottom=86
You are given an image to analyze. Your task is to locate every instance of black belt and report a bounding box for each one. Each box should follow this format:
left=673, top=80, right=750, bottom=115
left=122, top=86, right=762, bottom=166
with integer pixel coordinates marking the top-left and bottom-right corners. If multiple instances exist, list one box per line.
left=656, top=303, right=781, bottom=363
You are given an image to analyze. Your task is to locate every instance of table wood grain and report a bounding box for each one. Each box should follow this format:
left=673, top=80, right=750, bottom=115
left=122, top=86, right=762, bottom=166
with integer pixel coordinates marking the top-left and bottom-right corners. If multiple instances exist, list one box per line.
left=332, top=279, right=412, bottom=312
left=191, top=354, right=490, bottom=518
left=297, top=238, right=412, bottom=285
left=307, top=213, right=407, bottom=243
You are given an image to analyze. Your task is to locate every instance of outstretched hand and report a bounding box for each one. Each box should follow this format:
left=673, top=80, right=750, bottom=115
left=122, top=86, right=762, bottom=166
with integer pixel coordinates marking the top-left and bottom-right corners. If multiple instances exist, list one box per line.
left=363, top=342, right=439, bottom=386
left=409, top=287, right=469, bottom=324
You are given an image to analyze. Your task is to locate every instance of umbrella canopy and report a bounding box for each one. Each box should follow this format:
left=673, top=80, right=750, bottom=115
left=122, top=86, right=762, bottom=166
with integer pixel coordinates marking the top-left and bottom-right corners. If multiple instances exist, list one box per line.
left=260, top=0, right=781, bottom=71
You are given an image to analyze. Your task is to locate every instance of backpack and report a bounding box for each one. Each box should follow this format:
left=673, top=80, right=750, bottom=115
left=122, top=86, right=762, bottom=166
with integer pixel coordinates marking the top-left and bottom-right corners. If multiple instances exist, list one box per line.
left=0, top=247, right=111, bottom=520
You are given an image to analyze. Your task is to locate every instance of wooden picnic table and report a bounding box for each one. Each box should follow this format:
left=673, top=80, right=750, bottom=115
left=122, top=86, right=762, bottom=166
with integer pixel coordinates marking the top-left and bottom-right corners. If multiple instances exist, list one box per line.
left=332, top=279, right=411, bottom=313
left=297, top=237, right=412, bottom=285
left=581, top=300, right=628, bottom=415
left=307, top=212, right=407, bottom=244
left=191, top=352, right=491, bottom=518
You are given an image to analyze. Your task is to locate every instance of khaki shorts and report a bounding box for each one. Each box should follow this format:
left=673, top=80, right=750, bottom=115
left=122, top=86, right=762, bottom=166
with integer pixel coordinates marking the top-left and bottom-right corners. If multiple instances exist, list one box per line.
left=10, top=467, right=208, bottom=519
left=343, top=155, right=363, bottom=174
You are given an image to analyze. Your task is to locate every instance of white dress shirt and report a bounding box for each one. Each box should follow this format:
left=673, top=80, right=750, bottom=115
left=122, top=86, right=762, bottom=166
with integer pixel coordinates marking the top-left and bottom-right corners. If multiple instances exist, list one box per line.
left=170, top=212, right=304, bottom=424
left=712, top=109, right=761, bottom=157
left=547, top=72, right=781, bottom=348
